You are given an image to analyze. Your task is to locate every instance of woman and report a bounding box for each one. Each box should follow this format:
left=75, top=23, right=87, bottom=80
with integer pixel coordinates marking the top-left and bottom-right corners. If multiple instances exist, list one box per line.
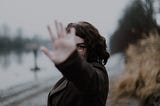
left=41, top=21, right=110, bottom=106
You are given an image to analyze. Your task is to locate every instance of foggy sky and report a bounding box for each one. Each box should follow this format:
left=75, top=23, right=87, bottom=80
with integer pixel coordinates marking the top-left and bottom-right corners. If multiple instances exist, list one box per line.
left=0, top=0, right=130, bottom=40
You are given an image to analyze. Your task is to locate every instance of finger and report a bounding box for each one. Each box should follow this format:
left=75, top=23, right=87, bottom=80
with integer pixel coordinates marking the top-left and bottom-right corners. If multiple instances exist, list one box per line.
left=59, top=22, right=67, bottom=37
left=55, top=20, right=62, bottom=38
left=40, top=46, right=53, bottom=60
left=47, top=25, right=56, bottom=43
left=70, top=28, right=76, bottom=35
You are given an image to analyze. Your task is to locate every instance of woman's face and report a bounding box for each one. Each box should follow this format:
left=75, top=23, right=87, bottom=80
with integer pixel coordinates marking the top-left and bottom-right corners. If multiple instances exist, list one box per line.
left=74, top=35, right=87, bottom=59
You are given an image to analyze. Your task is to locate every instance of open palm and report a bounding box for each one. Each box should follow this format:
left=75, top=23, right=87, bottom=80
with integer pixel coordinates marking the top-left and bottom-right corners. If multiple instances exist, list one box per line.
left=41, top=21, right=76, bottom=64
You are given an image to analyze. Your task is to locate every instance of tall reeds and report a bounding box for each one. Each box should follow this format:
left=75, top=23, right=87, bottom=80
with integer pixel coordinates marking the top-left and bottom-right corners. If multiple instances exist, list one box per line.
left=110, top=31, right=160, bottom=106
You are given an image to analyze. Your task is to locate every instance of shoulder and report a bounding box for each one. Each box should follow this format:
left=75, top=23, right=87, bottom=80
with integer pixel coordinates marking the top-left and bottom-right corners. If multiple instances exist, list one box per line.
left=91, top=62, right=106, bottom=70
left=91, top=62, right=107, bottom=73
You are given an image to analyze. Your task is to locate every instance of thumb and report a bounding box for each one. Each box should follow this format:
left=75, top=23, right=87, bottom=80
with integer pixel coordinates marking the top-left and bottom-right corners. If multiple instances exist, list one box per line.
left=40, top=46, right=53, bottom=60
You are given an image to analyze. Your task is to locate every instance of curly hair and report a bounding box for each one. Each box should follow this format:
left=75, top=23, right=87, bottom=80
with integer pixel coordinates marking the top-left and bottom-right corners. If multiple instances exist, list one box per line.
left=66, top=21, right=110, bottom=65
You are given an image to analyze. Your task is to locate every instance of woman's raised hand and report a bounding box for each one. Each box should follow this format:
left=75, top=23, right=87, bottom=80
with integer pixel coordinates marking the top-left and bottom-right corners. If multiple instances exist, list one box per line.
left=41, top=21, right=76, bottom=64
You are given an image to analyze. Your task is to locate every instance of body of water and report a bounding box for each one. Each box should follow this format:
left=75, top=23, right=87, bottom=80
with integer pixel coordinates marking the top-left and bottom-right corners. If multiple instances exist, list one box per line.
left=0, top=51, right=61, bottom=91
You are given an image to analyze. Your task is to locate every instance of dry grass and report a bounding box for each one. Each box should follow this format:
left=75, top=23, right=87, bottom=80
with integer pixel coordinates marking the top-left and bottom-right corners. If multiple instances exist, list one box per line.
left=109, top=32, right=160, bottom=106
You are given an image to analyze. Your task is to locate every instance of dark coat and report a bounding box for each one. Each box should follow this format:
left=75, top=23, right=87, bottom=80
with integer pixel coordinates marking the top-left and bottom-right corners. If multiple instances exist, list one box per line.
left=47, top=51, right=109, bottom=106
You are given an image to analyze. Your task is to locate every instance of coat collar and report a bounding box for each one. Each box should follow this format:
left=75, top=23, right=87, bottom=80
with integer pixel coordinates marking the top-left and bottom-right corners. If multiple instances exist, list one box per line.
left=49, top=77, right=68, bottom=96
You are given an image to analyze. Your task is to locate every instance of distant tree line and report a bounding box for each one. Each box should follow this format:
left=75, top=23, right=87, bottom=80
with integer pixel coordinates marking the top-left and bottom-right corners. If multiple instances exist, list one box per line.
left=109, top=0, right=160, bottom=54
left=0, top=35, right=39, bottom=51
left=0, top=25, right=50, bottom=53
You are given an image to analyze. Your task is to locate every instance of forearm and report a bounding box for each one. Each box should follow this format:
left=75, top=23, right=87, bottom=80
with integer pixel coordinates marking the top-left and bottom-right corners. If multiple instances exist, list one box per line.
left=55, top=50, right=105, bottom=93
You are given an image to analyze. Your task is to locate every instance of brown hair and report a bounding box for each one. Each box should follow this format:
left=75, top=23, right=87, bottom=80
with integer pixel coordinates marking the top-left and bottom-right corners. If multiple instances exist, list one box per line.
left=66, top=21, right=109, bottom=65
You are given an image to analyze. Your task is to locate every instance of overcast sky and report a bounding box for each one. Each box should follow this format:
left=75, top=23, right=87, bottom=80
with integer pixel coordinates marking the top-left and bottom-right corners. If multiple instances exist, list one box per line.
left=0, top=0, right=130, bottom=41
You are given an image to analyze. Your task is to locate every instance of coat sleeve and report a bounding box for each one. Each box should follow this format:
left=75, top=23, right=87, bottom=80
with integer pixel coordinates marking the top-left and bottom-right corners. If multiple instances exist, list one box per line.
left=55, top=50, right=109, bottom=94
